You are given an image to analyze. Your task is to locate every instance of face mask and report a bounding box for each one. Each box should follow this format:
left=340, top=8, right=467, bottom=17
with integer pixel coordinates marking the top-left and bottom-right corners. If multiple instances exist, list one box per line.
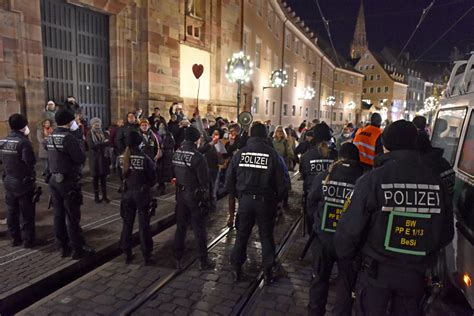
left=22, top=126, right=30, bottom=136
left=343, top=133, right=351, bottom=138
left=70, top=120, right=79, bottom=131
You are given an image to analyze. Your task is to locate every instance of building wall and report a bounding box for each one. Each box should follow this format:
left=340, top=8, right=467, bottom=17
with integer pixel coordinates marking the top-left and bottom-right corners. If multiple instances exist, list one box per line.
left=0, top=0, right=362, bottom=137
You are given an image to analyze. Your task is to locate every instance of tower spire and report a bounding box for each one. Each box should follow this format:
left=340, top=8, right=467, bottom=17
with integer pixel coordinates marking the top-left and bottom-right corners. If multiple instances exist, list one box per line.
left=350, top=0, right=368, bottom=59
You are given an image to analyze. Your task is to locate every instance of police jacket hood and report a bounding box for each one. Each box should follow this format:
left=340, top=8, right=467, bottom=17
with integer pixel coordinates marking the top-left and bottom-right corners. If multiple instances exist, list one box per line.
left=334, top=149, right=454, bottom=272
left=299, top=142, right=338, bottom=192
left=172, top=140, right=210, bottom=188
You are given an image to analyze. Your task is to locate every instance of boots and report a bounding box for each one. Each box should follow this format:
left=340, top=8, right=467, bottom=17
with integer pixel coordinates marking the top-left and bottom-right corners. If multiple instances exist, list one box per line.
left=101, top=189, right=111, bottom=203
left=227, top=196, right=236, bottom=228
left=94, top=191, right=102, bottom=203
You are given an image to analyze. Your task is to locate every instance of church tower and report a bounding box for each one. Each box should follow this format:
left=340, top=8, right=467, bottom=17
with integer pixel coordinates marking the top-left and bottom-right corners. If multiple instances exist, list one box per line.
left=350, top=0, right=368, bottom=59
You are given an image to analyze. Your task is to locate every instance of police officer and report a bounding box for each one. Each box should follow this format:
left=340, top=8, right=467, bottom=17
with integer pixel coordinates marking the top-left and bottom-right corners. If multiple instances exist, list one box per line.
left=47, top=108, right=93, bottom=259
left=352, top=112, right=383, bottom=170
left=307, top=143, right=364, bottom=315
left=226, top=123, right=286, bottom=283
left=0, top=114, right=38, bottom=248
left=300, top=123, right=338, bottom=234
left=119, top=130, right=156, bottom=264
left=335, top=120, right=454, bottom=316
left=172, top=126, right=215, bottom=270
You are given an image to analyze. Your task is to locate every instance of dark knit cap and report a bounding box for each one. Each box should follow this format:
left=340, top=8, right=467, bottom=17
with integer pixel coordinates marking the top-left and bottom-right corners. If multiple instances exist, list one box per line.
left=370, top=112, right=382, bottom=126
left=184, top=126, right=201, bottom=142
left=8, top=114, right=28, bottom=131
left=125, top=130, right=143, bottom=147
left=339, top=143, right=360, bottom=161
left=312, top=123, right=332, bottom=143
left=382, top=120, right=418, bottom=151
left=250, top=123, right=267, bottom=138
left=55, top=108, right=75, bottom=126
left=412, top=116, right=427, bottom=130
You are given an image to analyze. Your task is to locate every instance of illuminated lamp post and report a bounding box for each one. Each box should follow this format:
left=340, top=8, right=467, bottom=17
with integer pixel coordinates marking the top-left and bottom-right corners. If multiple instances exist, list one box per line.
left=225, top=52, right=253, bottom=116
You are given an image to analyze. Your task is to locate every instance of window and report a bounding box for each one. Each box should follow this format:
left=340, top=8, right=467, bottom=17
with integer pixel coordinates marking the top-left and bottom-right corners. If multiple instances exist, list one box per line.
left=384, top=86, right=389, bottom=93
left=333, top=111, right=336, bottom=121
left=285, top=30, right=291, bottom=49
left=267, top=5, right=273, bottom=29
left=265, top=100, right=269, bottom=115
left=370, top=64, right=375, bottom=69
left=314, top=109, right=318, bottom=118
left=256, top=0, right=262, bottom=16
left=376, top=74, right=380, bottom=80
left=334, top=73, right=338, bottom=81
left=458, top=113, right=474, bottom=176
left=369, top=87, right=374, bottom=93
left=295, top=39, right=300, bottom=55
left=431, top=107, right=467, bottom=165
left=283, top=104, right=288, bottom=116
left=293, top=70, right=298, bottom=87
left=243, top=30, right=249, bottom=55
left=305, top=107, right=308, bottom=117
left=339, top=112, right=343, bottom=121
left=364, top=75, right=367, bottom=81
left=292, top=105, right=296, bottom=116
left=299, top=106, right=302, bottom=116
left=252, top=97, right=259, bottom=113
left=359, top=65, right=363, bottom=71
left=349, top=113, right=352, bottom=121
left=363, top=88, right=367, bottom=93
left=275, top=18, right=280, bottom=38
left=311, top=72, right=317, bottom=89
left=186, top=0, right=203, bottom=18
left=350, top=76, right=354, bottom=85
left=255, top=40, right=261, bottom=68
left=272, top=101, right=276, bottom=115
left=377, top=87, right=381, bottom=93
left=365, top=65, right=368, bottom=70
left=340, top=92, right=344, bottom=102
left=302, top=45, right=307, bottom=60
left=370, top=75, right=374, bottom=81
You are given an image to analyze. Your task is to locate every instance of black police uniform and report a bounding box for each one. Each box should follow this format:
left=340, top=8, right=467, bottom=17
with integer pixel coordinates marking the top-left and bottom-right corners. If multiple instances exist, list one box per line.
left=0, top=130, right=37, bottom=246
left=172, top=140, right=213, bottom=268
left=119, top=145, right=156, bottom=262
left=299, top=144, right=337, bottom=233
left=226, top=136, right=286, bottom=281
left=47, top=126, right=88, bottom=257
left=307, top=160, right=363, bottom=315
left=335, top=150, right=454, bottom=316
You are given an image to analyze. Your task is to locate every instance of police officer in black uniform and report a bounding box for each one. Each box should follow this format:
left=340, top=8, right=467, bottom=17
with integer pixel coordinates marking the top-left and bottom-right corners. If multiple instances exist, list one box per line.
left=173, top=126, right=215, bottom=270
left=307, top=143, right=364, bottom=315
left=300, top=123, right=338, bottom=234
left=335, top=120, right=454, bottom=316
left=119, top=130, right=156, bottom=264
left=47, top=108, right=94, bottom=259
left=0, top=114, right=38, bottom=247
left=226, top=123, right=286, bottom=283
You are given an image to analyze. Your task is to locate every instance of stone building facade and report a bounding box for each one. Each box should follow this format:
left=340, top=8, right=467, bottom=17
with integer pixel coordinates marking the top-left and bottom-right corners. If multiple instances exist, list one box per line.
left=0, top=0, right=363, bottom=135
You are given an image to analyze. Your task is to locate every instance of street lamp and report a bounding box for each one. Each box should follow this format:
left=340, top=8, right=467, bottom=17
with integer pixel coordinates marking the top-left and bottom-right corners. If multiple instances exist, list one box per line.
left=302, top=87, right=316, bottom=100
left=270, top=69, right=288, bottom=88
left=423, top=96, right=440, bottom=124
left=225, top=51, right=253, bottom=116
left=326, top=96, right=336, bottom=127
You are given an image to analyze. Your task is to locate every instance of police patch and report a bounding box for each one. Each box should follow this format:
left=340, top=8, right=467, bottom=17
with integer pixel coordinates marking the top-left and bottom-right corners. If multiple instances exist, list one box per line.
left=238, top=152, right=269, bottom=170
left=310, top=159, right=333, bottom=174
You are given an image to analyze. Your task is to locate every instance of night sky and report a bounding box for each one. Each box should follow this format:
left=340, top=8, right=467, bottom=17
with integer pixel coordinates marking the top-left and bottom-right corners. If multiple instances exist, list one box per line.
left=286, top=0, right=474, bottom=63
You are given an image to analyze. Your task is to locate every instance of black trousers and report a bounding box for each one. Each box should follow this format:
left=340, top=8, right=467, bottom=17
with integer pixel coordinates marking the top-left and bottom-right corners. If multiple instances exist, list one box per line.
left=231, top=195, right=276, bottom=270
left=49, top=177, right=85, bottom=250
left=355, top=264, right=425, bottom=316
left=92, top=175, right=107, bottom=193
left=174, top=189, right=208, bottom=262
left=5, top=188, right=35, bottom=243
left=308, top=237, right=357, bottom=316
left=120, top=189, right=153, bottom=257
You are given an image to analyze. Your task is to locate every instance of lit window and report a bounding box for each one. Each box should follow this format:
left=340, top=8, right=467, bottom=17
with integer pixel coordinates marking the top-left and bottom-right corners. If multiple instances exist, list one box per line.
left=252, top=97, right=259, bottom=113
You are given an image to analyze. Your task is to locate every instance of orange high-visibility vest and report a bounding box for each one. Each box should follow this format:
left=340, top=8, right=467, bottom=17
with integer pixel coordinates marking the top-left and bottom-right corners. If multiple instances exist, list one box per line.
left=353, top=125, right=382, bottom=166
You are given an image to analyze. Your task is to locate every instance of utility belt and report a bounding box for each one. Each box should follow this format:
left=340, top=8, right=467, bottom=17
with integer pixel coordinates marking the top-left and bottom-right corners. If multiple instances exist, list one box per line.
left=177, top=184, right=210, bottom=203
left=240, top=192, right=274, bottom=202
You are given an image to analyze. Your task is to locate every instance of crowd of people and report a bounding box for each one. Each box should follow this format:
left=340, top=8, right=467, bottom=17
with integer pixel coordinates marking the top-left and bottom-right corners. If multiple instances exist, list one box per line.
left=0, top=97, right=457, bottom=315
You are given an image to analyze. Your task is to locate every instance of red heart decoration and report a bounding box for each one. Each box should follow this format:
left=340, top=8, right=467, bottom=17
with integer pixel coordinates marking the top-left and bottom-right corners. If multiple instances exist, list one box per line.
left=192, top=64, right=204, bottom=79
